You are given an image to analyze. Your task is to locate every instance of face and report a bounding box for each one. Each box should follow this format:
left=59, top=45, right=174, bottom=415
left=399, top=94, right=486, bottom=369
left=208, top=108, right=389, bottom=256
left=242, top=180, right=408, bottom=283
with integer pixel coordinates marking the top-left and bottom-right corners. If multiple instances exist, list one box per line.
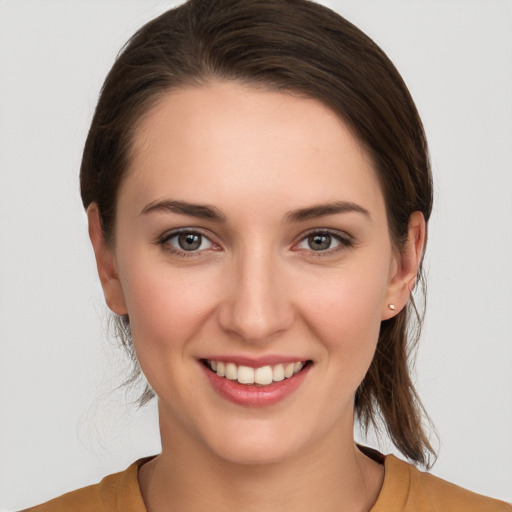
left=90, top=81, right=420, bottom=465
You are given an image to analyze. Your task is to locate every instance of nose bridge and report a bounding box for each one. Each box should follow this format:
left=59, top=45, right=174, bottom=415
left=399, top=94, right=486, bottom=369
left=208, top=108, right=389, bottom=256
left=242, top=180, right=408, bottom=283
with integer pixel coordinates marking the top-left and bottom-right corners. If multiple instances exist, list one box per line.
left=219, top=242, right=293, bottom=343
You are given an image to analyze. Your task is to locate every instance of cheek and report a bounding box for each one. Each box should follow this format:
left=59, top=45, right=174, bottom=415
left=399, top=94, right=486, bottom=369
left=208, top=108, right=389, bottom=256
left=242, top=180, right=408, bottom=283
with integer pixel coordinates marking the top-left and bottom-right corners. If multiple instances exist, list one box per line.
left=119, top=263, right=223, bottom=411
left=118, top=260, right=219, bottom=357
left=295, top=264, right=388, bottom=377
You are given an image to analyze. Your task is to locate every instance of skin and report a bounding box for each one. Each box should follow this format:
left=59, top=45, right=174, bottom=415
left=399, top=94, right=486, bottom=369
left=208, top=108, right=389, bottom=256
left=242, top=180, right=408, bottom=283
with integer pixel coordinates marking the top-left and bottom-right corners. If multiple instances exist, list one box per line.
left=88, top=81, right=425, bottom=512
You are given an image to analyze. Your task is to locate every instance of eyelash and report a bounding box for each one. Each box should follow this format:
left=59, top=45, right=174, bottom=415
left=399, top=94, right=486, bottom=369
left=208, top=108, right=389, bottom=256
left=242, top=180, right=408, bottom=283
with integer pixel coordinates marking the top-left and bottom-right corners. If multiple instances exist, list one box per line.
left=294, top=229, right=354, bottom=256
left=157, top=228, right=354, bottom=258
left=157, top=228, right=219, bottom=258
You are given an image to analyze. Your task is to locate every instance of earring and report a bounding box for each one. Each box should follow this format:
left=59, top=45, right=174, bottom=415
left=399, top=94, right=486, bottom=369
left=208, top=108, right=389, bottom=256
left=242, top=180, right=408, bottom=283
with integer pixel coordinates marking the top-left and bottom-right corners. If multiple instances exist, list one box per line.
left=388, top=304, right=396, bottom=311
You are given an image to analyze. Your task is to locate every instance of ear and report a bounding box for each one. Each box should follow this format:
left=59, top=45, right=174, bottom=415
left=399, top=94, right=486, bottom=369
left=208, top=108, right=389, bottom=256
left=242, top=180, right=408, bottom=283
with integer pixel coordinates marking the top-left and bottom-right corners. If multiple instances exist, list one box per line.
left=381, top=211, right=426, bottom=320
left=87, top=204, right=128, bottom=315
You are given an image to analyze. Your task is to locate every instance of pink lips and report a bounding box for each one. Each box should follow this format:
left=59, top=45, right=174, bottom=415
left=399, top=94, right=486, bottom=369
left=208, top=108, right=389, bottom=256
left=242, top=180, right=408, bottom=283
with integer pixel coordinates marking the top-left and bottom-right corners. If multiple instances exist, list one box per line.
left=200, top=358, right=311, bottom=407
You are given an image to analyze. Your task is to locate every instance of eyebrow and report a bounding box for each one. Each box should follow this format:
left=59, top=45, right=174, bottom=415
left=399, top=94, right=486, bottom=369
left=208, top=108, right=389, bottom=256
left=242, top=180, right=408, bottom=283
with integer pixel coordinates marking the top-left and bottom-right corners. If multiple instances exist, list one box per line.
left=140, top=199, right=227, bottom=222
left=284, top=201, right=371, bottom=223
left=140, top=198, right=370, bottom=223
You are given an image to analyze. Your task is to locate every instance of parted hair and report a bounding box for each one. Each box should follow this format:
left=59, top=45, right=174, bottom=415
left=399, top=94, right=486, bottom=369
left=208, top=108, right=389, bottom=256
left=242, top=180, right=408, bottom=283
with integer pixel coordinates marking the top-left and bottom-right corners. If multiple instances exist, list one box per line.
left=80, top=0, right=435, bottom=466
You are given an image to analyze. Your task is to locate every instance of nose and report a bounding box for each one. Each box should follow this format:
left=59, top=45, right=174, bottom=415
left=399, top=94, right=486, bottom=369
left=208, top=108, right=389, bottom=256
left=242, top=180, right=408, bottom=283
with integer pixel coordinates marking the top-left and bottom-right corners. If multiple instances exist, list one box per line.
left=217, top=248, right=294, bottom=344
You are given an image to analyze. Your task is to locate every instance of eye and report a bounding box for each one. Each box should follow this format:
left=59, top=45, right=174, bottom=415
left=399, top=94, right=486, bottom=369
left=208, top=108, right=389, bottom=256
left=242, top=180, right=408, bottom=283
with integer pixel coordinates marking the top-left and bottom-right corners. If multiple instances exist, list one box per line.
left=160, top=230, right=215, bottom=254
left=295, top=230, right=352, bottom=253
left=302, top=233, right=338, bottom=251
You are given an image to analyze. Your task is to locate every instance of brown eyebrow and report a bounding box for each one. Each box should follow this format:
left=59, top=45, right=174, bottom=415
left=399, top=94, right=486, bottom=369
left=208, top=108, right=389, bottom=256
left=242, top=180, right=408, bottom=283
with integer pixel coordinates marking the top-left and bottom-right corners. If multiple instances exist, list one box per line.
left=140, top=199, right=370, bottom=224
left=140, top=199, right=227, bottom=222
left=285, top=201, right=371, bottom=223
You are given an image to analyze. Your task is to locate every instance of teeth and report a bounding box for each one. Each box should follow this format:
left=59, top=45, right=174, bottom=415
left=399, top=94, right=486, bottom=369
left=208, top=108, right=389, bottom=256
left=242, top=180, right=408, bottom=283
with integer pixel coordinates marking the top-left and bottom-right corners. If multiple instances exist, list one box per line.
left=284, top=363, right=295, bottom=378
left=207, top=359, right=307, bottom=386
left=237, top=365, right=254, bottom=384
left=254, top=366, right=273, bottom=385
left=272, top=364, right=285, bottom=382
left=225, top=362, right=238, bottom=380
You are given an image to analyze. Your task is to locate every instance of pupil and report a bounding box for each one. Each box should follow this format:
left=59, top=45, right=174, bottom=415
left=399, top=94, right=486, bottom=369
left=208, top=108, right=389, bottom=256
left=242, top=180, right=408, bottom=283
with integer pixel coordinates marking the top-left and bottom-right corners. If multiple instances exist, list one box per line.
left=309, top=234, right=331, bottom=251
left=179, top=233, right=201, bottom=251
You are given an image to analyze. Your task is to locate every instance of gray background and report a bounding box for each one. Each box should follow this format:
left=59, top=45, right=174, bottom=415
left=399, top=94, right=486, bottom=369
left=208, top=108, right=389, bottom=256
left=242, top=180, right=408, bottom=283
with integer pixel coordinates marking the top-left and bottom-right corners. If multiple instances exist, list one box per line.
left=1, top=0, right=511, bottom=509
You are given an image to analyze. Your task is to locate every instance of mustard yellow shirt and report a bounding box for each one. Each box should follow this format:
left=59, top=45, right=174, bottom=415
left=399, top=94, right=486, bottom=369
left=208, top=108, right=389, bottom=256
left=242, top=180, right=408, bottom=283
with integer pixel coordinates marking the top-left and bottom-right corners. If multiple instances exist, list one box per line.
left=24, top=455, right=512, bottom=511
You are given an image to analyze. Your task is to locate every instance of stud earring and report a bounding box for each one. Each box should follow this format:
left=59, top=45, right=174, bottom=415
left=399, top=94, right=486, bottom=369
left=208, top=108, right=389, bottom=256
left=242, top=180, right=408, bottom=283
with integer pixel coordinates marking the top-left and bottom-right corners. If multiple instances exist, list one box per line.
left=388, top=304, right=396, bottom=311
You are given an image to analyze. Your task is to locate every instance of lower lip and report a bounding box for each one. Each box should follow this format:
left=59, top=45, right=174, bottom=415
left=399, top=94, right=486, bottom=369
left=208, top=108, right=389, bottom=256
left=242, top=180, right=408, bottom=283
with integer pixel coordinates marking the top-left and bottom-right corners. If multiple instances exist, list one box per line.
left=201, top=362, right=311, bottom=407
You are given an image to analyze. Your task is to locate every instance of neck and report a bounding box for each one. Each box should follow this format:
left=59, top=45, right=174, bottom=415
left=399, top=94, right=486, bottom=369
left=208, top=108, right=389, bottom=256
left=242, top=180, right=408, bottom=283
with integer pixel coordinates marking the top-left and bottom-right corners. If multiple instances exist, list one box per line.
left=139, top=408, right=384, bottom=512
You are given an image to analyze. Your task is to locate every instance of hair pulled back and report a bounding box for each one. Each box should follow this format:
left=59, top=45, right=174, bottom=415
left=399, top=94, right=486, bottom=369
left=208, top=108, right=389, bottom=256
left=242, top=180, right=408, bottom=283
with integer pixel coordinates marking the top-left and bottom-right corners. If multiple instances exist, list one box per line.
left=80, top=0, right=435, bottom=467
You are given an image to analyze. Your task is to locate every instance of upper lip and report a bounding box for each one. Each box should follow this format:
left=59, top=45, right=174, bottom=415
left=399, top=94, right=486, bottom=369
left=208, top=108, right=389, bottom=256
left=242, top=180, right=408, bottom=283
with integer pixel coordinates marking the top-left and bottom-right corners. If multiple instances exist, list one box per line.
left=200, top=355, right=310, bottom=368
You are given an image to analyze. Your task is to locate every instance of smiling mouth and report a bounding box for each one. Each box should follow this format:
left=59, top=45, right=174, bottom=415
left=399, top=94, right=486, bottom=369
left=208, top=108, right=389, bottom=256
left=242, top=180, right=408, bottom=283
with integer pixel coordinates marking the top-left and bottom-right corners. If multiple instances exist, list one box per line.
left=202, top=359, right=311, bottom=387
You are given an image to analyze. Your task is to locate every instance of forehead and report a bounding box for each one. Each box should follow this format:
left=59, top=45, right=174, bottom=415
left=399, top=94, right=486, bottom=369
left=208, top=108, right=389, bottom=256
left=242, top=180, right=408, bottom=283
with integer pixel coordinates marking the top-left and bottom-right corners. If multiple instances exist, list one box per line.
left=122, top=81, right=384, bottom=219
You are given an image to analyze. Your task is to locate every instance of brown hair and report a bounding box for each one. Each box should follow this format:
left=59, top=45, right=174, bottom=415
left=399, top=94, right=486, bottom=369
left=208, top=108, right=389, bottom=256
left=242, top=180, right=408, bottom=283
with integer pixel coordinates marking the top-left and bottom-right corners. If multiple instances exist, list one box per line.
left=80, top=0, right=435, bottom=466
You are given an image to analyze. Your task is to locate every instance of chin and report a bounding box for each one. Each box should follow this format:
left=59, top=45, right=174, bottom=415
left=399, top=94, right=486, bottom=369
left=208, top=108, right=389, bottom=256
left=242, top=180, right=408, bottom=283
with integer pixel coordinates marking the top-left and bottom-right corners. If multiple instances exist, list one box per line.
left=206, top=422, right=304, bottom=466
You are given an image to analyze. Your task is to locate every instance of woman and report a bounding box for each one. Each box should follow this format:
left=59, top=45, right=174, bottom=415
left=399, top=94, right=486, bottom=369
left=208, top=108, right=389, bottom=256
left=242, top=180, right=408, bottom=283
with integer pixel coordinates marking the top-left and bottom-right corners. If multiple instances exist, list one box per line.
left=16, top=0, right=512, bottom=510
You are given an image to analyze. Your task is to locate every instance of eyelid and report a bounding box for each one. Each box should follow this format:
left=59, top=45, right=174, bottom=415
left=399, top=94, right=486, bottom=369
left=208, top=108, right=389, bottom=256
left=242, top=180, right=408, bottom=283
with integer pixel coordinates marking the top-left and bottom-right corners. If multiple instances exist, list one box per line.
left=157, top=227, right=220, bottom=256
left=155, top=227, right=354, bottom=257
left=292, top=228, right=354, bottom=254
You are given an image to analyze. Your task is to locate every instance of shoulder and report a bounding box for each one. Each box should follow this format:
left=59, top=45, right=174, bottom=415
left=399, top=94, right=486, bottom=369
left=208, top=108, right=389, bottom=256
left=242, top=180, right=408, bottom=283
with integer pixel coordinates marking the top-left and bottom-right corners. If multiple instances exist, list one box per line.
left=22, top=459, right=148, bottom=512
left=372, top=454, right=512, bottom=512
